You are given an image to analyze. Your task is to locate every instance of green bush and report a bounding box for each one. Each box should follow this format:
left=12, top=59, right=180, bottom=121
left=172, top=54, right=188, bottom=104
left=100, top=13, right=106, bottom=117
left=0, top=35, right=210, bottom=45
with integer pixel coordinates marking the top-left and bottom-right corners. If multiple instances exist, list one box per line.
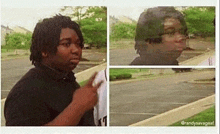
left=110, top=73, right=132, bottom=81
left=110, top=22, right=136, bottom=41
left=4, top=33, right=32, bottom=49
left=182, top=7, right=215, bottom=38
left=116, top=73, right=132, bottom=79
left=109, top=68, right=150, bottom=81
left=110, top=75, right=116, bottom=81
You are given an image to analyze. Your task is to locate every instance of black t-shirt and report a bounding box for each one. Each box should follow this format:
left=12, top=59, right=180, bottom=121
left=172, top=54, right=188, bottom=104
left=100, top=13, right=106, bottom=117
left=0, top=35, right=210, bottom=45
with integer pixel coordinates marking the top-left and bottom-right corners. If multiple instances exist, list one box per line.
left=130, top=56, right=179, bottom=65
left=4, top=63, right=95, bottom=126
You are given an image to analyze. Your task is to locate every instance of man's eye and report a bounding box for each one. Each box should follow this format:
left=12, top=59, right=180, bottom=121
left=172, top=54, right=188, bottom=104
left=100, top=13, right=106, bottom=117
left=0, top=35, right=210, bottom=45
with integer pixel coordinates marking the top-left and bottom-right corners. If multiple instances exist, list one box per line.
left=179, top=29, right=185, bottom=35
left=165, top=31, right=175, bottom=36
left=76, top=42, right=81, bottom=46
left=61, top=42, right=71, bottom=47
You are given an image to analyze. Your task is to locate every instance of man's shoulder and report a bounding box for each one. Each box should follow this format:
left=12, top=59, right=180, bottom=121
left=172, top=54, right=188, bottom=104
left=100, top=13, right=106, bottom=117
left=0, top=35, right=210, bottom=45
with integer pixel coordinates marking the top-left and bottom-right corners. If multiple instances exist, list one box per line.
left=130, top=56, right=146, bottom=65
left=9, top=67, right=47, bottom=94
left=18, top=67, right=46, bottom=84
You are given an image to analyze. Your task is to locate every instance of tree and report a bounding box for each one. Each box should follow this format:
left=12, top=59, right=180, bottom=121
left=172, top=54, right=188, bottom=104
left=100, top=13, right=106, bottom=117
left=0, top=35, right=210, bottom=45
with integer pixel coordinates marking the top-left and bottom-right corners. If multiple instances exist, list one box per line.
left=4, top=33, right=32, bottom=49
left=80, top=7, right=107, bottom=48
left=182, top=7, right=215, bottom=38
left=110, top=22, right=136, bottom=41
left=60, top=6, right=88, bottom=26
left=60, top=6, right=107, bottom=48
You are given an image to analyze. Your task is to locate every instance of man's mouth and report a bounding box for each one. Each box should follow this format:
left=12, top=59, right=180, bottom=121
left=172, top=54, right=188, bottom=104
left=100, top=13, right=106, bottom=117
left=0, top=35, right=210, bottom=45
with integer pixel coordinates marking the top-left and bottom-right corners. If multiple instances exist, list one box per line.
left=70, top=57, right=80, bottom=63
left=176, top=48, right=183, bottom=52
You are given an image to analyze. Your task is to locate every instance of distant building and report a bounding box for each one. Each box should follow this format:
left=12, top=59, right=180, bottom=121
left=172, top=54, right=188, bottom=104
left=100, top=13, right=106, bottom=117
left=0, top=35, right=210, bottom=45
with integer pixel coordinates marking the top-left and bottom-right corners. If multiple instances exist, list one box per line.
left=110, top=15, right=136, bottom=34
left=110, top=15, right=136, bottom=25
left=110, top=16, right=119, bottom=25
left=1, top=25, right=13, bottom=45
left=12, top=26, right=32, bottom=34
left=117, top=16, right=136, bottom=24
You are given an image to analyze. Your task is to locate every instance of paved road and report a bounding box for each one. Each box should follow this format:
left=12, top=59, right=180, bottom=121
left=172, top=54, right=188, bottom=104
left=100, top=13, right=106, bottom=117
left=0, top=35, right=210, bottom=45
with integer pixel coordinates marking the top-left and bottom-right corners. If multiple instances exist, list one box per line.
left=110, top=48, right=203, bottom=65
left=110, top=39, right=214, bottom=65
left=110, top=70, right=215, bottom=126
left=110, top=48, right=139, bottom=65
left=1, top=50, right=106, bottom=99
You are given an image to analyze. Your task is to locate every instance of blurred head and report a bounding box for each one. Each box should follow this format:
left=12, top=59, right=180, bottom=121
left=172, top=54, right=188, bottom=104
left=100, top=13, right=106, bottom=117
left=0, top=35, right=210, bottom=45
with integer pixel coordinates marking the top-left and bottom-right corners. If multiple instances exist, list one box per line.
left=30, top=15, right=84, bottom=65
left=135, top=7, right=188, bottom=63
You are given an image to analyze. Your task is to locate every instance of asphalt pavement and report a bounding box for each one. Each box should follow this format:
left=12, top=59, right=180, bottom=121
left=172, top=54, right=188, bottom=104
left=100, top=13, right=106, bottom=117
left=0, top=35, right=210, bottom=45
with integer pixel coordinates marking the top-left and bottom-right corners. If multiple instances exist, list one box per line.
left=1, top=49, right=106, bottom=126
left=110, top=69, right=215, bottom=126
left=1, top=49, right=106, bottom=99
left=1, top=58, right=98, bottom=99
left=110, top=38, right=215, bottom=65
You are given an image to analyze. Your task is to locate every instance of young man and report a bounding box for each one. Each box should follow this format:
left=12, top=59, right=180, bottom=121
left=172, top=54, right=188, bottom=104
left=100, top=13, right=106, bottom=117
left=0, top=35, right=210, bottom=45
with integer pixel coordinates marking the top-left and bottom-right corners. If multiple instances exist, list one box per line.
left=130, top=7, right=188, bottom=65
left=4, top=15, right=102, bottom=126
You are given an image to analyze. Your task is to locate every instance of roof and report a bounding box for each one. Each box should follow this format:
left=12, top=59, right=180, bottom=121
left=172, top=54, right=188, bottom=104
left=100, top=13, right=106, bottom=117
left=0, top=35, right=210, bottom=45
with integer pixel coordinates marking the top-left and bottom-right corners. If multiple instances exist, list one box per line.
left=14, top=26, right=32, bottom=33
left=1, top=25, right=13, bottom=31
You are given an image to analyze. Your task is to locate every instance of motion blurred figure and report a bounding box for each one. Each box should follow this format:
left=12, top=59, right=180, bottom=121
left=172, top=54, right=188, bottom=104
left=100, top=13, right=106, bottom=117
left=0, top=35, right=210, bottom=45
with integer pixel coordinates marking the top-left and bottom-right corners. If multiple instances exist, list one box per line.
left=130, top=7, right=188, bottom=65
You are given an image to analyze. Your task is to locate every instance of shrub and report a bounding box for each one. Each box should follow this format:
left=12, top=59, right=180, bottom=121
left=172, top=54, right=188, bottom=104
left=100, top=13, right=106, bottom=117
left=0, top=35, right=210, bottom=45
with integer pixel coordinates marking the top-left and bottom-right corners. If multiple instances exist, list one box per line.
left=110, top=73, right=132, bottom=81
left=110, top=23, right=136, bottom=41
left=110, top=75, right=116, bottom=81
left=4, top=33, right=32, bottom=49
left=116, top=73, right=132, bottom=79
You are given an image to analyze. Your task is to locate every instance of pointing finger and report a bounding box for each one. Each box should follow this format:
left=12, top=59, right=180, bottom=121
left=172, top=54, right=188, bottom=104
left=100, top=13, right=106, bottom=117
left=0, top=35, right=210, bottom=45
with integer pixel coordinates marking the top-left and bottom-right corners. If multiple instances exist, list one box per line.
left=92, top=81, right=103, bottom=92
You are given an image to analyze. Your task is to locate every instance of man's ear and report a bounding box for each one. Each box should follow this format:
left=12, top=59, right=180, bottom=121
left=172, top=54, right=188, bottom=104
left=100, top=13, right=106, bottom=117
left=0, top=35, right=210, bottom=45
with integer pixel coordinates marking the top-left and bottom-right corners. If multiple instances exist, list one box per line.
left=42, top=52, right=48, bottom=58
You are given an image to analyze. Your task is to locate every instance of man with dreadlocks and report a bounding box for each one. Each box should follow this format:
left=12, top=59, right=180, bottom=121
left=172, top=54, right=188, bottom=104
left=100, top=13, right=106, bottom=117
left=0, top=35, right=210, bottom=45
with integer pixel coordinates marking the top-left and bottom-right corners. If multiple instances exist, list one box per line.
left=4, top=15, right=102, bottom=126
left=130, top=7, right=188, bottom=65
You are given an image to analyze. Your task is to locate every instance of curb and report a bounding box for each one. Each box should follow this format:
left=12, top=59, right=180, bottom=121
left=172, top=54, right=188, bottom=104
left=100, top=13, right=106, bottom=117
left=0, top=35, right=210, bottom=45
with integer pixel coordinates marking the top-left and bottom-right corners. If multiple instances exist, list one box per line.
left=110, top=73, right=177, bottom=85
left=75, top=62, right=107, bottom=82
left=179, top=50, right=215, bottom=65
left=129, top=94, right=215, bottom=126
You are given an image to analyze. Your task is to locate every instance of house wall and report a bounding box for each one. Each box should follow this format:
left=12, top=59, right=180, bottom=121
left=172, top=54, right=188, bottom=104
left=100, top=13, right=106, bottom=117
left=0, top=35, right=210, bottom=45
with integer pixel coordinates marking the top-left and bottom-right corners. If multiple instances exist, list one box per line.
left=1, top=26, right=13, bottom=45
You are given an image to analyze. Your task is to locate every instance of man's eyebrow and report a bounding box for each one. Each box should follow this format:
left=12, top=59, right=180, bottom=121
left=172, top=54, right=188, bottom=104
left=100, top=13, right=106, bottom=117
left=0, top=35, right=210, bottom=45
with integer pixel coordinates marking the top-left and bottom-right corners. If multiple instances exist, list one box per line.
left=59, top=38, right=71, bottom=41
left=164, top=27, right=175, bottom=31
left=59, top=37, right=81, bottom=43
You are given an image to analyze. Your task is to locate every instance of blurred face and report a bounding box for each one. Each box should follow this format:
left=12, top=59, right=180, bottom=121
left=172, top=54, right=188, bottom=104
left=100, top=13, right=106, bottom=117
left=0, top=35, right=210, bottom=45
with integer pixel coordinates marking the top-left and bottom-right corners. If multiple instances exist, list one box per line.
left=44, top=28, right=82, bottom=72
left=148, top=17, right=187, bottom=62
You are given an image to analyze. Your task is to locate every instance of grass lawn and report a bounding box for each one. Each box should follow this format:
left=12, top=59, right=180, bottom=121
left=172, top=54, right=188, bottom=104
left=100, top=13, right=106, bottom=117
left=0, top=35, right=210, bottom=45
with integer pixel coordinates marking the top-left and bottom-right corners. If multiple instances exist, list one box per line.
left=196, top=36, right=215, bottom=43
left=110, top=68, right=150, bottom=76
left=1, top=48, right=15, bottom=53
left=110, top=39, right=134, bottom=50
left=96, top=47, right=107, bottom=53
left=171, top=105, right=215, bottom=126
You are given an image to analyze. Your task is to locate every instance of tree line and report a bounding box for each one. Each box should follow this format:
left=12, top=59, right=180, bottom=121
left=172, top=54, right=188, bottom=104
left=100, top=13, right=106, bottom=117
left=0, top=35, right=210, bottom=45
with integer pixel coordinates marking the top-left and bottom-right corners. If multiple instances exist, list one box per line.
left=110, top=7, right=215, bottom=41
left=3, top=6, right=107, bottom=50
left=2, top=7, right=215, bottom=50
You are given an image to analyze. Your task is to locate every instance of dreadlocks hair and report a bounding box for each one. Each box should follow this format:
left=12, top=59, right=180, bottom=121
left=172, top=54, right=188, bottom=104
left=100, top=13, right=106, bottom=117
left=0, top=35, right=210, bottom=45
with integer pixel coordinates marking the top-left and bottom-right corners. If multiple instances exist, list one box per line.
left=30, top=14, right=84, bottom=65
left=135, top=7, right=188, bottom=56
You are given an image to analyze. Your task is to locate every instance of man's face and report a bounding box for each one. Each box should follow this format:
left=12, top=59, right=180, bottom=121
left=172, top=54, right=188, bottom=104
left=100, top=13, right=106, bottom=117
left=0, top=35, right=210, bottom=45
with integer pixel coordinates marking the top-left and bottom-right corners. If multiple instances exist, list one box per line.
left=46, top=28, right=82, bottom=72
left=148, top=17, right=187, bottom=62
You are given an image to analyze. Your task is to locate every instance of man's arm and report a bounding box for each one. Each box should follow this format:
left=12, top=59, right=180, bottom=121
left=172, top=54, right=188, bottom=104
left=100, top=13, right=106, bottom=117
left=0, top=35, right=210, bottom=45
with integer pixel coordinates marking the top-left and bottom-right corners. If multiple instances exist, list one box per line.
left=45, top=72, right=102, bottom=126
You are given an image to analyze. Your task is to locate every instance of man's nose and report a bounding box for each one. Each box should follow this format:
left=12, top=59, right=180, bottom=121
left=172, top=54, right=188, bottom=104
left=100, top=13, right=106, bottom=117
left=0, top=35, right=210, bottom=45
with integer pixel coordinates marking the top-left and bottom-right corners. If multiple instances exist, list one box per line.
left=70, top=44, right=80, bottom=53
left=175, top=33, right=186, bottom=42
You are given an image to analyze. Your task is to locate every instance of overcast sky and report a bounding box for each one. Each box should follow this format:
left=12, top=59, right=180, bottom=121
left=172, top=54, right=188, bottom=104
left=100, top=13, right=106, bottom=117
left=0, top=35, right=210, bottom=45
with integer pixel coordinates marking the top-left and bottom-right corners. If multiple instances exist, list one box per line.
left=1, top=7, right=63, bottom=31
left=109, top=7, right=149, bottom=21
left=1, top=0, right=217, bottom=31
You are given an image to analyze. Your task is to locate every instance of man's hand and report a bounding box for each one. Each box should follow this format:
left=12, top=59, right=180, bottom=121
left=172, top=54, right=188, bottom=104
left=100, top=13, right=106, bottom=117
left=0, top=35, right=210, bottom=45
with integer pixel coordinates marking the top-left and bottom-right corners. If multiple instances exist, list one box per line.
left=72, top=72, right=103, bottom=112
left=44, top=72, right=103, bottom=126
